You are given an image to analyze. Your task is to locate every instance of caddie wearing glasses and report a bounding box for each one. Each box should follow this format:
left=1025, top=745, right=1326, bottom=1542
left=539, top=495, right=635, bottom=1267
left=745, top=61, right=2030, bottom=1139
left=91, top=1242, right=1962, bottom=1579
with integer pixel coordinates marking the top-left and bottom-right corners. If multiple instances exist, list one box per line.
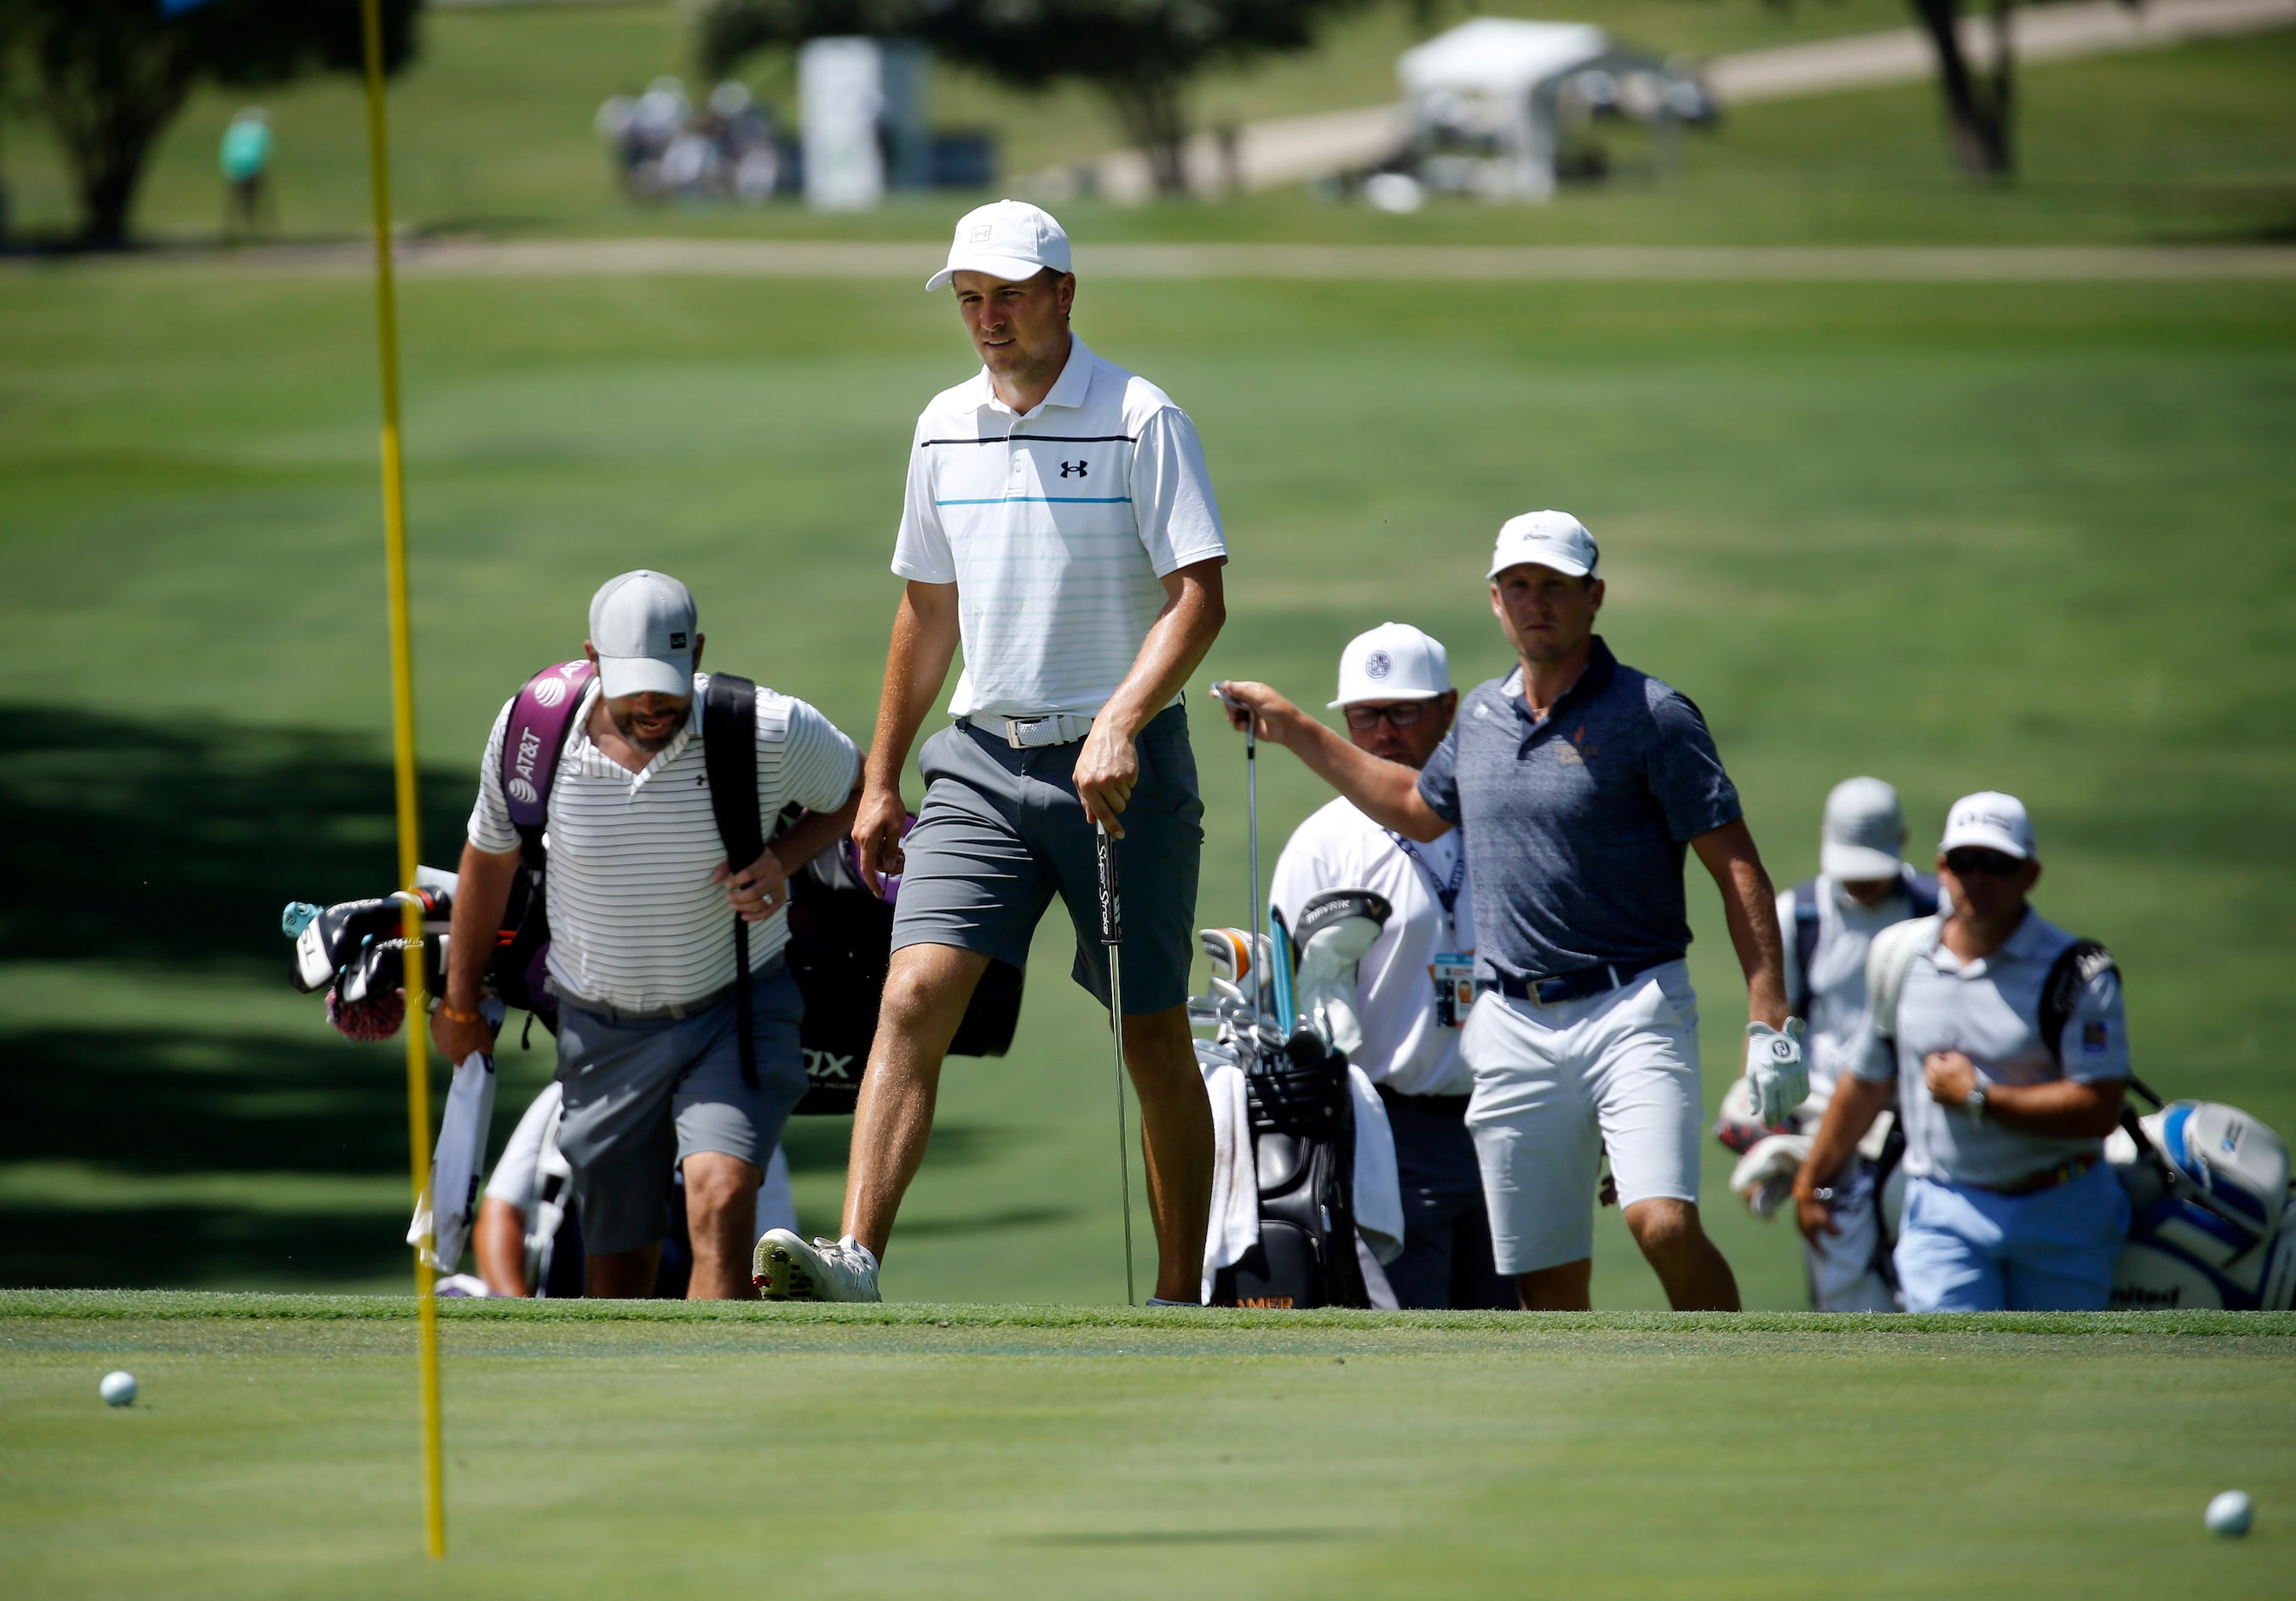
left=1791, top=792, right=2133, bottom=1311
left=1266, top=623, right=1511, bottom=1309
left=1218, top=511, right=1804, bottom=1311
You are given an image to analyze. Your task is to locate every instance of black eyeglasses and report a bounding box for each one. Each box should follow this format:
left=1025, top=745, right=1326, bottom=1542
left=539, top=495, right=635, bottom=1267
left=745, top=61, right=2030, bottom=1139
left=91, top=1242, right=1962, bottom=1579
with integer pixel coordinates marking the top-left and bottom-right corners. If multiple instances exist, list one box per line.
left=1944, top=847, right=2023, bottom=878
left=1344, top=702, right=1430, bottom=731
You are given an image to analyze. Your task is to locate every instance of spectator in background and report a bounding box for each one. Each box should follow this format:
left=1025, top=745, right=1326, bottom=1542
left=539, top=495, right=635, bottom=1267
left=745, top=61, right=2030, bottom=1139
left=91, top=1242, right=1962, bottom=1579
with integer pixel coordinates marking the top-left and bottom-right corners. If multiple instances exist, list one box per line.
left=220, top=107, right=273, bottom=241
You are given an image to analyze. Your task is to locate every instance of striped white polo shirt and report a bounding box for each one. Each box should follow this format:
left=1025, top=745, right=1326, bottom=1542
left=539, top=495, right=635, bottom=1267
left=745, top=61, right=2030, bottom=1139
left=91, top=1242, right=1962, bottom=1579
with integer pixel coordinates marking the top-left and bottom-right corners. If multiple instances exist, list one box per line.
left=891, top=336, right=1227, bottom=720
left=468, top=674, right=859, bottom=1013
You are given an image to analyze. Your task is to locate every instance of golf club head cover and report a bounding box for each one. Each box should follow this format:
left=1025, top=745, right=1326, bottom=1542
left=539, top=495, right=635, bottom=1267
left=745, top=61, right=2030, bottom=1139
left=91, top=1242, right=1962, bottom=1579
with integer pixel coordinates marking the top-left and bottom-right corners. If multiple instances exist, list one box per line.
left=1745, top=1017, right=1809, bottom=1127
left=1710, top=1072, right=1777, bottom=1156
left=291, top=895, right=403, bottom=993
left=1729, top=1132, right=1814, bottom=1219
left=1289, top=889, right=1392, bottom=1061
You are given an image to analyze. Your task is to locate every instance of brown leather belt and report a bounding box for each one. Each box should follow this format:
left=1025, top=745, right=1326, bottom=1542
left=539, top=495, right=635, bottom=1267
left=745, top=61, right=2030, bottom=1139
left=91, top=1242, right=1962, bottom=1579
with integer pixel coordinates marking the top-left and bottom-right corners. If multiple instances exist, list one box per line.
left=1972, top=1150, right=2101, bottom=1198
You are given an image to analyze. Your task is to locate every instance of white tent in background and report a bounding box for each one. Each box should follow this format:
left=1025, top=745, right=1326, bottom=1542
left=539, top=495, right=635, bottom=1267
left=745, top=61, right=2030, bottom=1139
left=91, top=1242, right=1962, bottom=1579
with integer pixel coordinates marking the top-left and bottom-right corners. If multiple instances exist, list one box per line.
left=1398, top=17, right=1706, bottom=201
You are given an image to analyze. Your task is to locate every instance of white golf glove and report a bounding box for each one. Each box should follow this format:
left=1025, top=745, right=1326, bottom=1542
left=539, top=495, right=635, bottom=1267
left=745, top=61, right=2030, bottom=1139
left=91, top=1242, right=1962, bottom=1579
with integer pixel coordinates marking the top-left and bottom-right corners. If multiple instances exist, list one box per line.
left=1744, top=1018, right=1809, bottom=1127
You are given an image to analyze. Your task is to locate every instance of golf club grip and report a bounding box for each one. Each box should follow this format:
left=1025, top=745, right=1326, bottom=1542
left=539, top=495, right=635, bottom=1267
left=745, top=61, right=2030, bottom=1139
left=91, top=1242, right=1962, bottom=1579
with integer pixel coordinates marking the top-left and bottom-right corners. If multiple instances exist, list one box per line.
left=1095, top=824, right=1122, bottom=945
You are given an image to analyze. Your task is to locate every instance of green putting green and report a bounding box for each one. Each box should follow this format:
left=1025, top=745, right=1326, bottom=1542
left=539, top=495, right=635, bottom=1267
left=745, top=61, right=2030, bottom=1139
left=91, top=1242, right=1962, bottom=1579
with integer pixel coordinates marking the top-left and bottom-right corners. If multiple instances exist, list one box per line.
left=2, top=1293, right=2292, bottom=1597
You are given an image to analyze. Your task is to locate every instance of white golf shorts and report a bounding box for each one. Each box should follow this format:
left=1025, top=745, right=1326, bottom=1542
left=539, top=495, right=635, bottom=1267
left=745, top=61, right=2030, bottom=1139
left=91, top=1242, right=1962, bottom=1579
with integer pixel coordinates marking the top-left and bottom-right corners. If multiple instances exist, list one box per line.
left=1461, top=960, right=1704, bottom=1275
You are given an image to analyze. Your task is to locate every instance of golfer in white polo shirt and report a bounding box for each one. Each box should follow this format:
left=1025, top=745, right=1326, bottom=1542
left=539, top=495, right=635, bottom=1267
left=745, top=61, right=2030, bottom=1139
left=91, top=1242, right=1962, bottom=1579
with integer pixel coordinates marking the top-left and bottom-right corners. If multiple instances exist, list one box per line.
left=758, top=200, right=1227, bottom=1303
left=1267, top=623, right=1511, bottom=1309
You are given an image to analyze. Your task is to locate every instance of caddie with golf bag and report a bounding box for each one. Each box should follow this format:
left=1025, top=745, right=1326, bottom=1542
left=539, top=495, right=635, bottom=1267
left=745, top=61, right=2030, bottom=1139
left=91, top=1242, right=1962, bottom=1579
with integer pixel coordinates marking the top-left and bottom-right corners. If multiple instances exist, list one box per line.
left=1716, top=777, right=1936, bottom=1312
left=1218, top=512, right=1803, bottom=1312
left=758, top=200, right=1227, bottom=1304
left=1260, top=623, right=1510, bottom=1309
left=1793, top=793, right=2136, bottom=1312
left=431, top=570, right=862, bottom=1299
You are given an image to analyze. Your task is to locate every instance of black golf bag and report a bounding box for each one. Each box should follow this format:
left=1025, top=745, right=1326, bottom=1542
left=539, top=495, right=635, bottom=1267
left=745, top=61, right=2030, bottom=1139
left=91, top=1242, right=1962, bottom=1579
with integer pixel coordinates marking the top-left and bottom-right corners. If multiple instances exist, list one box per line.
left=782, top=835, right=1024, bottom=1114
left=1210, top=1032, right=1369, bottom=1309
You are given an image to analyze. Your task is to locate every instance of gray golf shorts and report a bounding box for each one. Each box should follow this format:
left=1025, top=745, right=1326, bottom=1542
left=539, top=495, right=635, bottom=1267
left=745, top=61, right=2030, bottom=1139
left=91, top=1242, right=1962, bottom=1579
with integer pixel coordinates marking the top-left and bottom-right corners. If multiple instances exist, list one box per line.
left=892, top=703, right=1203, bottom=1015
left=552, top=958, right=806, bottom=1256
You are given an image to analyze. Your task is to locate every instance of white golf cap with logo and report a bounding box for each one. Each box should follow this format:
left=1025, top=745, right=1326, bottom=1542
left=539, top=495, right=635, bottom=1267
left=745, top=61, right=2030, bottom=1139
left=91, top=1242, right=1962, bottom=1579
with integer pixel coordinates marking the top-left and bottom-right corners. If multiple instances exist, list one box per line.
left=1940, top=790, right=2039, bottom=860
left=1330, top=621, right=1451, bottom=708
left=589, top=569, right=697, bottom=698
left=926, top=199, right=1072, bottom=292
left=1488, top=509, right=1600, bottom=581
left=1820, top=775, right=1907, bottom=881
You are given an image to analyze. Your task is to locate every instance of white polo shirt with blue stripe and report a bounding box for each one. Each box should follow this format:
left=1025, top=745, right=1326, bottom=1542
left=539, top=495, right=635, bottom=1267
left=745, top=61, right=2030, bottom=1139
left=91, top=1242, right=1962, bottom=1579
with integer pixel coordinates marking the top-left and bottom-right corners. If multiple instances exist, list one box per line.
left=891, top=336, right=1227, bottom=720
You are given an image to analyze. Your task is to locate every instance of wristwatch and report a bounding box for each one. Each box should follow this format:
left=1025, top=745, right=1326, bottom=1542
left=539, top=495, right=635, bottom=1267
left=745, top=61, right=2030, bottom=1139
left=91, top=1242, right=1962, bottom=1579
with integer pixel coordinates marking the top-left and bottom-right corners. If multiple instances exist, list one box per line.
left=1964, top=1080, right=1989, bottom=1121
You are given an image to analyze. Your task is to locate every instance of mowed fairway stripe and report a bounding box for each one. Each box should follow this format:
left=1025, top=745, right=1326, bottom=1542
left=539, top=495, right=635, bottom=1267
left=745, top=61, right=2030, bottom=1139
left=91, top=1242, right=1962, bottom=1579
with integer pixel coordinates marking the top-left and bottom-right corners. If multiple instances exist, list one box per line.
left=32, top=238, right=2296, bottom=283
left=2, top=1298, right=2292, bottom=1600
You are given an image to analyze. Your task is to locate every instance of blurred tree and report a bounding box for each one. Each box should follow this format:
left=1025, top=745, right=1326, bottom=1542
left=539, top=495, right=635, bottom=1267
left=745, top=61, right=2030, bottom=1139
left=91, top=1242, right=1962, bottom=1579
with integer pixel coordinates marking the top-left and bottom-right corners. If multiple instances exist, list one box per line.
left=697, top=0, right=1374, bottom=196
left=4, top=0, right=421, bottom=247
left=1905, top=0, right=2017, bottom=178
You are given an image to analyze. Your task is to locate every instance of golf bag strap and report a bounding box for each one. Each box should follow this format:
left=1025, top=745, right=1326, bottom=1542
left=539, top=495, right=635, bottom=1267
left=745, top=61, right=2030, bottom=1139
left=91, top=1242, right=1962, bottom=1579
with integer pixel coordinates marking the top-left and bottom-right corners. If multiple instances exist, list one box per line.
left=1790, top=880, right=1820, bottom=1015
left=2038, top=938, right=2115, bottom=1069
left=1904, top=870, right=1940, bottom=920
left=503, top=661, right=595, bottom=872
left=1866, top=914, right=1938, bottom=1051
left=702, top=673, right=764, bottom=1089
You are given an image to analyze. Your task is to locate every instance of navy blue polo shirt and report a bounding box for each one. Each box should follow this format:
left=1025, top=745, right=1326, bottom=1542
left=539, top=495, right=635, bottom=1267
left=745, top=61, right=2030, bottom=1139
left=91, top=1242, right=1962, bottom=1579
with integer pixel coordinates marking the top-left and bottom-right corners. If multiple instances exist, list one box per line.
left=1417, top=637, right=1741, bottom=982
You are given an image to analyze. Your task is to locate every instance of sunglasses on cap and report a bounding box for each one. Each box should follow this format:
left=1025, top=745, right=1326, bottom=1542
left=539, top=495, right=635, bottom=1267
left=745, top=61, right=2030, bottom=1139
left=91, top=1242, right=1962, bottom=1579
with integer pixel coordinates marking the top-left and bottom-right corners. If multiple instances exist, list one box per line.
left=1944, top=847, right=2024, bottom=878
left=1343, top=702, right=1431, bottom=731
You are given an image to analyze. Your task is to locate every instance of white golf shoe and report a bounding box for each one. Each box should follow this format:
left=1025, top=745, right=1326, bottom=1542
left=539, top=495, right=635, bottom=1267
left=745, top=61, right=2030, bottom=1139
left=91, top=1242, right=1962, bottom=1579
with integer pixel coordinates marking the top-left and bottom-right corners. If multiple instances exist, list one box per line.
left=753, top=1229, right=881, bottom=1303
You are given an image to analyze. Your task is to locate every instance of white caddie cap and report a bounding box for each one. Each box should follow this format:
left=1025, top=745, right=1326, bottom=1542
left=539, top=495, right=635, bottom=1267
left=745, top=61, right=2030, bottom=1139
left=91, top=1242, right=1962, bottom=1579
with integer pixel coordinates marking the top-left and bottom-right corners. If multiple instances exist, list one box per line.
left=1820, top=776, right=1907, bottom=881
left=1330, top=621, right=1451, bottom=708
left=926, top=199, right=1072, bottom=292
left=1488, top=509, right=1600, bottom=581
left=1940, top=790, right=2039, bottom=861
left=589, top=569, right=697, bottom=699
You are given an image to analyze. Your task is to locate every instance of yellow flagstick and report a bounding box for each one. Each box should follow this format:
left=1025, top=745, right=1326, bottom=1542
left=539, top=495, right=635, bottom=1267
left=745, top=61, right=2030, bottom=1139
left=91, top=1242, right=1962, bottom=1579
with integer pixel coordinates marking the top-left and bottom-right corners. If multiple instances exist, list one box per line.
left=356, top=0, right=445, bottom=1559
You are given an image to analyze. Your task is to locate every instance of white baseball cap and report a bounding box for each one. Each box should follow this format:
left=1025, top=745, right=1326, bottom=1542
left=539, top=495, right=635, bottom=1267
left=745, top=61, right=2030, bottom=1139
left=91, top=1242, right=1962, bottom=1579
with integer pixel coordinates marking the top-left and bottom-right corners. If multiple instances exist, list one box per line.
left=926, top=199, right=1072, bottom=292
left=1940, top=790, right=2039, bottom=861
left=1820, top=776, right=1907, bottom=881
left=1330, top=622, right=1451, bottom=708
left=1487, top=509, right=1600, bottom=581
left=589, top=570, right=697, bottom=699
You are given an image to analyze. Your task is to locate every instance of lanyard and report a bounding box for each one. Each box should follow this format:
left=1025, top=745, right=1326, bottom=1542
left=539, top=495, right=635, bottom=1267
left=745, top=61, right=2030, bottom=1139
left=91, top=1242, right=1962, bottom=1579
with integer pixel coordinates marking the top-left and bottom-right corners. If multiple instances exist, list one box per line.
left=1386, top=830, right=1465, bottom=928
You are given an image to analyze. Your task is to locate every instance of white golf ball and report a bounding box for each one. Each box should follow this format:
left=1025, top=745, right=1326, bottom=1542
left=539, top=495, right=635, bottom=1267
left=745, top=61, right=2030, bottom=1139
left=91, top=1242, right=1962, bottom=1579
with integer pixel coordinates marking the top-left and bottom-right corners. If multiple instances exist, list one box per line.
left=2205, top=1489, right=2253, bottom=1537
left=99, top=1370, right=138, bottom=1407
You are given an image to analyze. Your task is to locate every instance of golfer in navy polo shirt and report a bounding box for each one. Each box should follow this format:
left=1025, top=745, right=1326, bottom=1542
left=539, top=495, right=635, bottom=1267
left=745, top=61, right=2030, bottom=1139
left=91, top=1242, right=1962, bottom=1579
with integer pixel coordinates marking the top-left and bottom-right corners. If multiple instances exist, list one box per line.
left=1215, top=512, right=1804, bottom=1310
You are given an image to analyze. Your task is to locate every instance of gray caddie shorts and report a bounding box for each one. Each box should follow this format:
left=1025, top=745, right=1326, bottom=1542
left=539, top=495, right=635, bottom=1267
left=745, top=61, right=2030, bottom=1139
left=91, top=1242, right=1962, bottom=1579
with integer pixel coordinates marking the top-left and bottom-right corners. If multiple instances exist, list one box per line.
left=553, top=957, right=806, bottom=1256
left=891, top=703, right=1203, bottom=1015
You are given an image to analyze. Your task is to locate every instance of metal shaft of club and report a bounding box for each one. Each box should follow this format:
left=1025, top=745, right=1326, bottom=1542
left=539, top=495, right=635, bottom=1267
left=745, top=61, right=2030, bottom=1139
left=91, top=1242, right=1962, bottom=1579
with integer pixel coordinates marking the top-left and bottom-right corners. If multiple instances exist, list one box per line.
left=1244, top=725, right=1262, bottom=1037
left=1109, top=939, right=1135, bottom=1306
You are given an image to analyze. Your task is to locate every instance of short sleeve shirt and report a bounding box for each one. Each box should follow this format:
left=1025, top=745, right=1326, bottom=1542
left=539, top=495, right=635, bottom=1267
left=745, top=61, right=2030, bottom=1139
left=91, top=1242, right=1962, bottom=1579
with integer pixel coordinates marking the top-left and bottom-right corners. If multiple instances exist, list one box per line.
left=1784, top=872, right=1931, bottom=1103
left=1416, top=638, right=1740, bottom=980
left=1852, top=908, right=2131, bottom=1188
left=1270, top=798, right=1474, bottom=1097
left=468, top=673, right=860, bottom=1012
left=891, top=336, right=1227, bottom=720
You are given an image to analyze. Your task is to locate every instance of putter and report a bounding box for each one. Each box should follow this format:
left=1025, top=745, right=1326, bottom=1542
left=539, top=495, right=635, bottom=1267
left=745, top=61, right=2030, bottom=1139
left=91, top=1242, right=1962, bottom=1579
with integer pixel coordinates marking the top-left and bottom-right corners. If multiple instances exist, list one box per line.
left=1094, top=821, right=1138, bottom=1307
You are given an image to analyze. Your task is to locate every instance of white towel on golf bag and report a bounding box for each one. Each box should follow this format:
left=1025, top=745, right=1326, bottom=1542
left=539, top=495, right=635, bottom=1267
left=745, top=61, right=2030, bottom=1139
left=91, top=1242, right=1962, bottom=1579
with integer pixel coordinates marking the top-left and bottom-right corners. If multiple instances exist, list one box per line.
left=1193, top=1044, right=1408, bottom=1298
left=1349, top=1066, right=1405, bottom=1268
left=410, top=1050, right=495, bottom=1272
left=1197, top=1043, right=1260, bottom=1301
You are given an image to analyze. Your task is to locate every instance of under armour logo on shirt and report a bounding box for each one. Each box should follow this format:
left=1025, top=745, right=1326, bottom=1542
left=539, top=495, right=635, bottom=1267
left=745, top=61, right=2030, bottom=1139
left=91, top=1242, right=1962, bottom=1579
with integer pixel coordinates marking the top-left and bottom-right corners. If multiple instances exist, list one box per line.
left=1060, top=459, right=1088, bottom=478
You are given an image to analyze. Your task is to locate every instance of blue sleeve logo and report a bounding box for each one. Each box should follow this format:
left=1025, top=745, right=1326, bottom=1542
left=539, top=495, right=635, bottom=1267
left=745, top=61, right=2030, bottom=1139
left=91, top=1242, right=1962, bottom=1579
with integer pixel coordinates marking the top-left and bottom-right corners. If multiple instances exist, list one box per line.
left=2082, top=1022, right=2109, bottom=1055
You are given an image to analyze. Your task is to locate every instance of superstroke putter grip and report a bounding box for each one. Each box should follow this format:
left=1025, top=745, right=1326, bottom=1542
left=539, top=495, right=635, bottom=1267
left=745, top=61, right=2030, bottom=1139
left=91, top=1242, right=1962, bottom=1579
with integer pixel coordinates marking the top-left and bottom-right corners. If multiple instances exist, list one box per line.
left=1096, top=824, right=1122, bottom=946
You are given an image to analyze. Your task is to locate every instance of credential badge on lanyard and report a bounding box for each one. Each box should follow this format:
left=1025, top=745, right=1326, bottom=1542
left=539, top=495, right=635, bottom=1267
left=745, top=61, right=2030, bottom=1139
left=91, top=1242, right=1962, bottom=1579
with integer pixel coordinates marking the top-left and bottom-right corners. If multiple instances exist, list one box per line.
left=1391, top=830, right=1473, bottom=1029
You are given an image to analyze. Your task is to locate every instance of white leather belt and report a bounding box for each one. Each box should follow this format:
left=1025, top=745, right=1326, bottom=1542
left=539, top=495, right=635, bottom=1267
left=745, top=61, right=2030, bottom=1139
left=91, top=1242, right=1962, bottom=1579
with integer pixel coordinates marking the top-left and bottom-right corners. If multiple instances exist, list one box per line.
left=966, top=712, right=1096, bottom=748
